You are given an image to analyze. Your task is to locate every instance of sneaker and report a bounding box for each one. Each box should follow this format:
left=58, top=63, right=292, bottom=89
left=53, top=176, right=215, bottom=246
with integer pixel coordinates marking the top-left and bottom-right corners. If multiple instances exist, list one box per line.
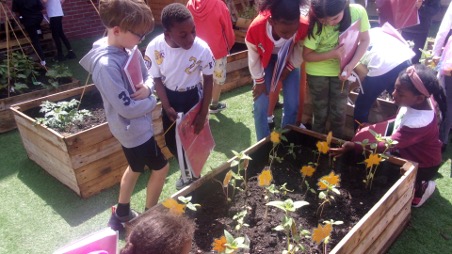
left=107, top=206, right=139, bottom=231
left=66, top=51, right=77, bottom=59
left=176, top=176, right=200, bottom=190
left=412, top=181, right=436, bottom=207
left=209, top=102, right=227, bottom=113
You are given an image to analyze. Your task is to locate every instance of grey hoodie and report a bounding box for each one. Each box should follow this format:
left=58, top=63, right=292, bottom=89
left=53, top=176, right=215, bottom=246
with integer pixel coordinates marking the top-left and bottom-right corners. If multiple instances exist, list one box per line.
left=80, top=38, right=156, bottom=148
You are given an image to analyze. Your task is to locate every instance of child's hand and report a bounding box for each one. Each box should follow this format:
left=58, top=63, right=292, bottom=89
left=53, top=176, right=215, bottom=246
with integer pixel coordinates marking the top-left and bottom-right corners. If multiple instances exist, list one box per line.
left=329, top=141, right=354, bottom=158
left=334, top=44, right=345, bottom=60
left=339, top=64, right=353, bottom=81
left=164, top=106, right=178, bottom=122
left=192, top=112, right=207, bottom=134
left=252, top=83, right=267, bottom=101
left=280, top=69, right=290, bottom=82
left=131, top=83, right=151, bottom=100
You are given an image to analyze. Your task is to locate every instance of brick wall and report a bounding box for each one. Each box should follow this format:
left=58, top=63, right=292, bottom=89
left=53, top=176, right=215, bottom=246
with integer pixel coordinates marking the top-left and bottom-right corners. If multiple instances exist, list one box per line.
left=3, top=0, right=105, bottom=39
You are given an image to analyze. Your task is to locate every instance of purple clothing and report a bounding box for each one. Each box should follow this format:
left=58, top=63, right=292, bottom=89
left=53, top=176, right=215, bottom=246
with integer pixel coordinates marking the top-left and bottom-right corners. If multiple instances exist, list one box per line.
left=388, top=115, right=442, bottom=168
left=354, top=108, right=442, bottom=168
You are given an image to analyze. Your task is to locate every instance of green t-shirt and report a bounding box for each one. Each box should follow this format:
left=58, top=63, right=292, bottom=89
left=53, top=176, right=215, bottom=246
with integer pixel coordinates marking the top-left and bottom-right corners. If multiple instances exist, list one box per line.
left=304, top=4, right=370, bottom=76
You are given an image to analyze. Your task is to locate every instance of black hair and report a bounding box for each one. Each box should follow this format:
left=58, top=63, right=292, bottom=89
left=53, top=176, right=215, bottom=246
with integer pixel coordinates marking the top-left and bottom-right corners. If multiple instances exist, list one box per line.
left=161, top=3, right=193, bottom=31
left=398, top=64, right=447, bottom=118
left=307, top=0, right=351, bottom=39
left=258, top=0, right=304, bottom=21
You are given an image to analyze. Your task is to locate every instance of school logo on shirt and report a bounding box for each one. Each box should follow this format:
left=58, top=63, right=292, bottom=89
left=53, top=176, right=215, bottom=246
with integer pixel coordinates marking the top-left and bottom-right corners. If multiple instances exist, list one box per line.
left=144, top=55, right=152, bottom=69
left=185, top=56, right=202, bottom=74
left=154, top=50, right=164, bottom=65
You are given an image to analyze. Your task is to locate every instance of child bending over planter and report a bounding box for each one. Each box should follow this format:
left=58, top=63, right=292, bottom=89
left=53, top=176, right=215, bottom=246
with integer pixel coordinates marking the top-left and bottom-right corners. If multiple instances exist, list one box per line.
left=331, top=64, right=447, bottom=208
left=144, top=3, right=214, bottom=190
left=79, top=0, right=169, bottom=230
left=121, top=212, right=194, bottom=254
left=246, top=0, right=309, bottom=141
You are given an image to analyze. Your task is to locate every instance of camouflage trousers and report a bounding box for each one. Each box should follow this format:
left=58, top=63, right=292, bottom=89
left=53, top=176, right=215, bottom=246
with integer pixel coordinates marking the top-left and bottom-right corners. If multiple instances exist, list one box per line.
left=307, top=75, right=350, bottom=139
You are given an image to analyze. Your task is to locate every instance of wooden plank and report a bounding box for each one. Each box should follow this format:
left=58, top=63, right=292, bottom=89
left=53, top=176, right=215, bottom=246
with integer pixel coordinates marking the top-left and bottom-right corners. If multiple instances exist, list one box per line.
left=331, top=164, right=416, bottom=253
left=226, top=57, right=248, bottom=73
left=227, top=50, right=248, bottom=62
left=17, top=121, right=72, bottom=166
left=13, top=111, right=67, bottom=148
left=78, top=164, right=126, bottom=198
left=69, top=135, right=123, bottom=169
left=0, top=33, right=52, bottom=50
left=364, top=197, right=411, bottom=254
left=75, top=149, right=127, bottom=184
left=341, top=181, right=413, bottom=254
left=235, top=18, right=252, bottom=29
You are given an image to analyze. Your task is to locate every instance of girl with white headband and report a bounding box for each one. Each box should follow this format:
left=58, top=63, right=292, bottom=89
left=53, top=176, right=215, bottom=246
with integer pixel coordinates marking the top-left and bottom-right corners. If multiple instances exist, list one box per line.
left=331, top=64, right=447, bottom=208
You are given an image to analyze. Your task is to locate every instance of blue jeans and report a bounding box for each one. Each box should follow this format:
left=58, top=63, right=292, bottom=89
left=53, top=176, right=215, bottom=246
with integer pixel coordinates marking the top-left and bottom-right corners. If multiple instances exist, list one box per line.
left=254, top=55, right=300, bottom=141
left=354, top=60, right=410, bottom=129
left=440, top=75, right=452, bottom=144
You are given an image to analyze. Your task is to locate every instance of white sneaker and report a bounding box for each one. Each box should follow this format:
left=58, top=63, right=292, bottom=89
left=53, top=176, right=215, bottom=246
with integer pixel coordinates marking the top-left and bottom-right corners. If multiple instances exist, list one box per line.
left=412, top=181, right=436, bottom=207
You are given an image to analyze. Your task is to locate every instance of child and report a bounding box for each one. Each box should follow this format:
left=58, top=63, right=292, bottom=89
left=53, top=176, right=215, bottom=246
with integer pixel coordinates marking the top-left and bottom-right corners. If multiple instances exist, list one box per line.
left=432, top=2, right=452, bottom=151
left=331, top=64, right=447, bottom=207
left=79, top=0, right=169, bottom=230
left=303, top=0, right=370, bottom=139
left=121, top=212, right=195, bottom=254
left=401, top=0, right=441, bottom=63
left=245, top=0, right=309, bottom=141
left=12, top=0, right=46, bottom=66
left=144, top=3, right=214, bottom=190
left=41, top=0, right=76, bottom=61
left=186, top=0, right=235, bottom=113
left=353, top=25, right=414, bottom=129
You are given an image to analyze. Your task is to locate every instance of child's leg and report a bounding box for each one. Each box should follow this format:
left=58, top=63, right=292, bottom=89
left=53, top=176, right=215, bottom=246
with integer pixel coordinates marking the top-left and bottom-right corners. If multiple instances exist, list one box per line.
left=281, top=68, right=300, bottom=128
left=307, top=75, right=330, bottom=134
left=267, top=81, right=283, bottom=120
left=146, top=163, right=169, bottom=208
left=211, top=57, right=227, bottom=107
left=439, top=75, right=452, bottom=145
left=118, top=166, right=140, bottom=205
left=254, top=56, right=276, bottom=140
left=329, top=77, right=349, bottom=139
left=412, top=166, right=439, bottom=207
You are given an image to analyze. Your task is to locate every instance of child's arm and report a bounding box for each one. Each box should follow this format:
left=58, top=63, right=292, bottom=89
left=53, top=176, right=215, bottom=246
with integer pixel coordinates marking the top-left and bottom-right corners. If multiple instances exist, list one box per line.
left=302, top=44, right=345, bottom=63
left=245, top=40, right=267, bottom=101
left=193, top=74, right=213, bottom=134
left=340, top=30, right=370, bottom=80
left=154, top=77, right=177, bottom=122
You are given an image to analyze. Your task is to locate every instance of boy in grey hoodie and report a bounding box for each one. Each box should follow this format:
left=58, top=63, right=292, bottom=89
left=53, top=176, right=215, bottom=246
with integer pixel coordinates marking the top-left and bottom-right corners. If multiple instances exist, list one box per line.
left=79, top=0, right=169, bottom=231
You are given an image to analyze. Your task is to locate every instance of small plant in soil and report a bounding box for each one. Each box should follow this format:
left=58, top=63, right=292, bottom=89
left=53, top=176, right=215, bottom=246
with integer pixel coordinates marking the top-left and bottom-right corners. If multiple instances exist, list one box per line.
left=311, top=220, right=343, bottom=253
left=267, top=198, right=310, bottom=253
left=35, top=99, right=92, bottom=131
left=212, top=229, right=250, bottom=254
left=355, top=129, right=398, bottom=190
left=316, top=171, right=341, bottom=217
left=161, top=195, right=200, bottom=216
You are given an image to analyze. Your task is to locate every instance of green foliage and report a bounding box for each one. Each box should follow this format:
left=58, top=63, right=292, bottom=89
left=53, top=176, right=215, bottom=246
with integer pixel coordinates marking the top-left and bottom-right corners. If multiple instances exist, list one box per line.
left=177, top=196, right=201, bottom=212
left=35, top=99, right=92, bottom=131
left=0, top=52, right=73, bottom=96
left=267, top=198, right=310, bottom=253
left=223, top=230, right=250, bottom=253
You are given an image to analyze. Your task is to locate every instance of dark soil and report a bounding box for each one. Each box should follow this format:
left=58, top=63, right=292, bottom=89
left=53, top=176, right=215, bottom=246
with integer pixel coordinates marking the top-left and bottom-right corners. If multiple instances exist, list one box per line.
left=24, top=89, right=107, bottom=135
left=186, top=133, right=401, bottom=253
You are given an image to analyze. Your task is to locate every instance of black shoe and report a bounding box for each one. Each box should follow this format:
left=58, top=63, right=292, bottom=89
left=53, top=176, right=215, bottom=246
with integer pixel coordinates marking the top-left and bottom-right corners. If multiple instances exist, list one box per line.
left=275, top=101, right=283, bottom=109
left=66, top=51, right=77, bottom=59
left=268, top=121, right=275, bottom=131
left=107, top=206, right=139, bottom=231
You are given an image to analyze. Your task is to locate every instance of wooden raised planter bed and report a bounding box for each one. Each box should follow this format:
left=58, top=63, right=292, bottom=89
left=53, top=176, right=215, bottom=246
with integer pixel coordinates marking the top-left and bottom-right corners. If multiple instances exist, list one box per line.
left=10, top=84, right=170, bottom=198
left=0, top=79, right=80, bottom=133
left=134, top=126, right=417, bottom=253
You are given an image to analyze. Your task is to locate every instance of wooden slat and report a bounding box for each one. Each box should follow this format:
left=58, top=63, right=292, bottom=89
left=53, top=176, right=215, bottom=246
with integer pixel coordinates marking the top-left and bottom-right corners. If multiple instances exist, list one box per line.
left=331, top=164, right=416, bottom=253
left=364, top=197, right=411, bottom=254
left=74, top=149, right=127, bottom=185
left=340, top=180, right=413, bottom=254
left=78, top=165, right=125, bottom=198
left=69, top=135, right=123, bottom=169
